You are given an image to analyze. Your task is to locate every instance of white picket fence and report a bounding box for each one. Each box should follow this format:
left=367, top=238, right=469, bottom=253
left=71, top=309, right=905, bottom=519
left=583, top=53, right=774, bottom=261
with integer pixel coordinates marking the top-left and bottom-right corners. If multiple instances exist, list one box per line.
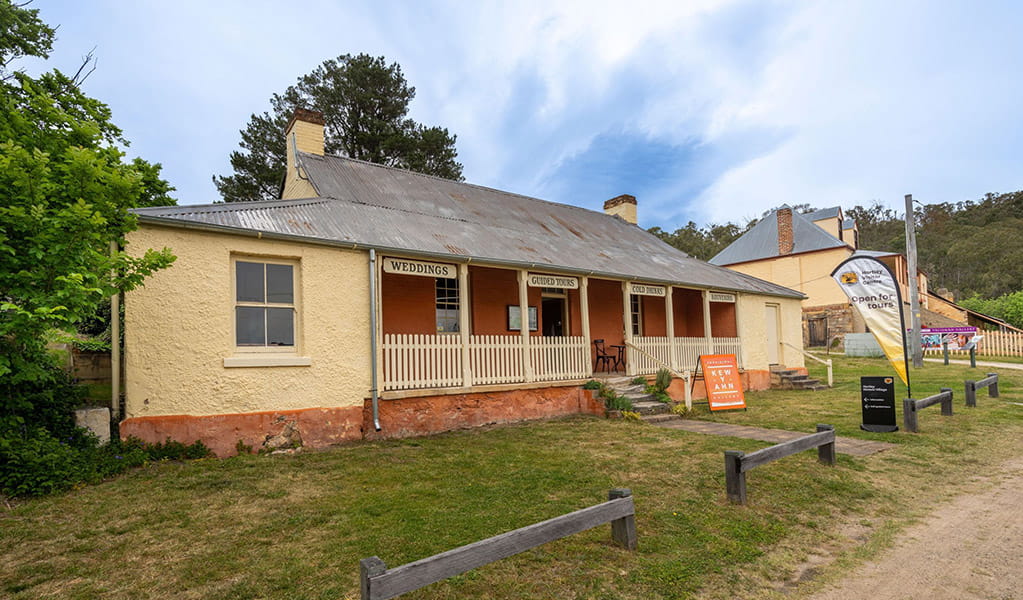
left=383, top=334, right=589, bottom=391
left=921, top=330, right=1023, bottom=358
left=629, top=336, right=743, bottom=374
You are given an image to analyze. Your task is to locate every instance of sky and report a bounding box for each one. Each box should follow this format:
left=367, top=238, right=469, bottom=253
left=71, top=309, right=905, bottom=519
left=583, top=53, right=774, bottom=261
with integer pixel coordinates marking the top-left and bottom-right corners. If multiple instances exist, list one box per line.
left=26, top=0, right=1023, bottom=230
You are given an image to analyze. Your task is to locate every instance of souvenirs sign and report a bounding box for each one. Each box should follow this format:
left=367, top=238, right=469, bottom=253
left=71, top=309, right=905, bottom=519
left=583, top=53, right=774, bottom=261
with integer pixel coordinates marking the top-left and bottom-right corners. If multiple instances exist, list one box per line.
left=860, top=376, right=898, bottom=432
left=383, top=257, right=456, bottom=278
left=526, top=273, right=579, bottom=289
left=709, top=292, right=736, bottom=303
left=700, top=354, right=746, bottom=411
left=831, top=256, right=911, bottom=395
left=630, top=283, right=666, bottom=297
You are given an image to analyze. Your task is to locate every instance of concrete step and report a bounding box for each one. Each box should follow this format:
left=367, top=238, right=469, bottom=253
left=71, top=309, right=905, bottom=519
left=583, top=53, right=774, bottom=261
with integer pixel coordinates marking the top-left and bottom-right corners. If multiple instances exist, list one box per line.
left=631, top=400, right=671, bottom=415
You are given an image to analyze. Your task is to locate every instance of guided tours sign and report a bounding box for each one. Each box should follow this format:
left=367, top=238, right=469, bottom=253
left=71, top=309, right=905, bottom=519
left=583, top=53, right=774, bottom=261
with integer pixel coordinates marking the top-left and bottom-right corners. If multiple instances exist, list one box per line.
left=699, top=354, right=746, bottom=411
left=526, top=273, right=579, bottom=289
left=860, top=376, right=898, bottom=432
left=831, top=256, right=911, bottom=395
left=383, top=257, right=456, bottom=278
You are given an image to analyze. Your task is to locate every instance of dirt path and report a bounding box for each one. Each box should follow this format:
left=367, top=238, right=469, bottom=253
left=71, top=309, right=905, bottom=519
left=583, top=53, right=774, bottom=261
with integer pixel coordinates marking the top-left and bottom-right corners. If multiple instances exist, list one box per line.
left=804, top=456, right=1023, bottom=600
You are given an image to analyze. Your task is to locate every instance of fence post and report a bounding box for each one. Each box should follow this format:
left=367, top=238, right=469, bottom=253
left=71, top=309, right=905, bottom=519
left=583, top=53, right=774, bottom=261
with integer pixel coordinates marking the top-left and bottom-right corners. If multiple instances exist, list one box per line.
left=826, top=359, right=833, bottom=387
left=965, top=380, right=976, bottom=407
left=724, top=450, right=747, bottom=504
left=360, top=556, right=387, bottom=600
left=608, top=488, right=637, bottom=550
left=903, top=398, right=917, bottom=433
left=988, top=373, right=999, bottom=398
left=942, top=342, right=949, bottom=365
left=816, top=424, right=836, bottom=465
left=940, top=387, right=953, bottom=416
left=970, top=348, right=976, bottom=368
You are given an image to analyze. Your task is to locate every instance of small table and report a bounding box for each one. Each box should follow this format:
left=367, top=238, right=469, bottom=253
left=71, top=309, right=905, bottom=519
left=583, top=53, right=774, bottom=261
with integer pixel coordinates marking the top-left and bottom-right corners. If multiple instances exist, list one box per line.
left=610, top=345, right=626, bottom=371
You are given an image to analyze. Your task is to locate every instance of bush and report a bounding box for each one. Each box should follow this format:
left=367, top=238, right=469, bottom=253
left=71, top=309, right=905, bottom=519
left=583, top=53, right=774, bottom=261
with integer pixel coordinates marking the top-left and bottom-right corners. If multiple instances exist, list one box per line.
left=582, top=380, right=602, bottom=390
left=0, top=430, right=212, bottom=498
left=630, top=376, right=647, bottom=386
left=654, top=368, right=673, bottom=393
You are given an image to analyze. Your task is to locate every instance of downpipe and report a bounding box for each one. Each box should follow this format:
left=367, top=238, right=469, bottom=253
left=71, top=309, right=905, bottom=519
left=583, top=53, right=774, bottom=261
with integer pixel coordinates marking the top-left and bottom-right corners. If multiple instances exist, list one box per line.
left=369, top=249, right=381, bottom=431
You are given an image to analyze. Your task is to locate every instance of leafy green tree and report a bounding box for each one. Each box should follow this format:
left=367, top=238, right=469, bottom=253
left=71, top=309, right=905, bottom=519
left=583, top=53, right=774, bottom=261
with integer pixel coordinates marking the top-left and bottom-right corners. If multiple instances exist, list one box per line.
left=649, top=220, right=754, bottom=261
left=214, top=53, right=463, bottom=202
left=0, top=1, right=175, bottom=398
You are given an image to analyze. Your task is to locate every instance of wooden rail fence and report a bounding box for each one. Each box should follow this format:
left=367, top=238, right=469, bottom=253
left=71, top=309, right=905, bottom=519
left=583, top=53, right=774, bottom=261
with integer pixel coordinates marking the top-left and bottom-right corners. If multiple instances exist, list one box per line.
left=903, top=388, right=953, bottom=432
left=965, top=373, right=999, bottom=407
left=724, top=425, right=836, bottom=504
left=359, top=489, right=637, bottom=600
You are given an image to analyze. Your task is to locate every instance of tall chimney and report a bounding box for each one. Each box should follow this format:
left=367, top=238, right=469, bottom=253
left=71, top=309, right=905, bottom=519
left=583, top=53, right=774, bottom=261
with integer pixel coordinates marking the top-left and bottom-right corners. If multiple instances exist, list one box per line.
left=603, top=194, right=637, bottom=225
left=777, top=207, right=794, bottom=255
left=281, top=108, right=324, bottom=199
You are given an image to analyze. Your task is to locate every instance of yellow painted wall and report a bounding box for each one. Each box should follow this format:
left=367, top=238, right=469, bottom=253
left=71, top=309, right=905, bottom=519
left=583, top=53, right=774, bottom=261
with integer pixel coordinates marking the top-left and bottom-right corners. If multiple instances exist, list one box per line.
left=813, top=216, right=841, bottom=240
left=736, top=294, right=805, bottom=369
left=124, top=224, right=371, bottom=418
left=726, top=247, right=852, bottom=309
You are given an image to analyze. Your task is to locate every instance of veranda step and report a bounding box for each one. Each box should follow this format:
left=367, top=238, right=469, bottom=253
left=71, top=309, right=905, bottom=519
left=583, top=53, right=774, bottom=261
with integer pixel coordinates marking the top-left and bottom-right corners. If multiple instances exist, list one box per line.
left=631, top=400, right=671, bottom=415
left=641, top=413, right=681, bottom=424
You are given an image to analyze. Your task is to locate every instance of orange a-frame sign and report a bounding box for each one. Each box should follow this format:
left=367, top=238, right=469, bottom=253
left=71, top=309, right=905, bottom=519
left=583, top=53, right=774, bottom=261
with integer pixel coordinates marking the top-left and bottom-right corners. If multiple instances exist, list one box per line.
left=699, top=354, right=746, bottom=411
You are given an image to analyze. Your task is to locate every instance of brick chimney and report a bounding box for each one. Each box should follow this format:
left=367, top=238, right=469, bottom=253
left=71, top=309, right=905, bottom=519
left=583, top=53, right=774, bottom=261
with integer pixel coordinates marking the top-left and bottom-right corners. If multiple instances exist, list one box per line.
left=281, top=108, right=324, bottom=199
left=603, top=194, right=637, bottom=225
left=777, top=207, right=794, bottom=255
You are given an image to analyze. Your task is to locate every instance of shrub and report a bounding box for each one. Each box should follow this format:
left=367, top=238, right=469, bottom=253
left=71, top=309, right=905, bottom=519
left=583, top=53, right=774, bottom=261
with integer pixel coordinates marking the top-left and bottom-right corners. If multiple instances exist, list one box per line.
left=622, top=411, right=642, bottom=422
left=582, top=379, right=602, bottom=390
left=671, top=403, right=692, bottom=417
left=630, top=376, right=647, bottom=386
left=655, top=368, right=673, bottom=393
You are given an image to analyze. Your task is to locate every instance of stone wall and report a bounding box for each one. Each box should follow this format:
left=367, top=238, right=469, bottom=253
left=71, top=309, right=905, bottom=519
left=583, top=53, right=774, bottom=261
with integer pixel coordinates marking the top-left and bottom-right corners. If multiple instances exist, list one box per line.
left=802, top=303, right=862, bottom=348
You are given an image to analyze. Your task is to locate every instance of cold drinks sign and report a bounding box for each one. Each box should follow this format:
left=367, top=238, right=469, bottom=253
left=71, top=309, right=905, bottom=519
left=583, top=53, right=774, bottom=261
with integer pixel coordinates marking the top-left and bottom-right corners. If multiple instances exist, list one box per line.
left=701, top=354, right=746, bottom=411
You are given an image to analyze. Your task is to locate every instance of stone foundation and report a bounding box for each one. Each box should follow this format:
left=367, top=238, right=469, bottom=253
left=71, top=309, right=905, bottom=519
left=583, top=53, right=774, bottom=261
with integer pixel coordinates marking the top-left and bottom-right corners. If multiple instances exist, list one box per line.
left=802, top=303, right=862, bottom=348
left=121, top=386, right=604, bottom=456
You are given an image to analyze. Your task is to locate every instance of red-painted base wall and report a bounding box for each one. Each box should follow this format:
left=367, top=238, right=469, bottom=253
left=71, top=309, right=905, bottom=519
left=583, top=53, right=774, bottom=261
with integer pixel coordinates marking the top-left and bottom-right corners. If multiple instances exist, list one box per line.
left=121, top=387, right=604, bottom=456
left=666, top=368, right=774, bottom=401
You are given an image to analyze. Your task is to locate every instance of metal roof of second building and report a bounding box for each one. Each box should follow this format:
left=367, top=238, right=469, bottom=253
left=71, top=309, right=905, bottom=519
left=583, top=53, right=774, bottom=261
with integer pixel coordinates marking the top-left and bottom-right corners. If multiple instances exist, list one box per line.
left=709, top=208, right=850, bottom=266
left=134, top=154, right=804, bottom=299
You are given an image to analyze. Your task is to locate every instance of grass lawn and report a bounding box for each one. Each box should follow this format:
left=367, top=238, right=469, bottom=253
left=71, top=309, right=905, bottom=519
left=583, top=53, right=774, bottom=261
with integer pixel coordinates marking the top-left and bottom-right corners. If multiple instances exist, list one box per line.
left=2, top=356, right=1020, bottom=599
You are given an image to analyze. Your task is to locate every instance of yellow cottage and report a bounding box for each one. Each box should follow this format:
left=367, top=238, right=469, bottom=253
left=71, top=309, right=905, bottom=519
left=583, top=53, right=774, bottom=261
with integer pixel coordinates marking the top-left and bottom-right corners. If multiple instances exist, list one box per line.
left=121, top=109, right=807, bottom=455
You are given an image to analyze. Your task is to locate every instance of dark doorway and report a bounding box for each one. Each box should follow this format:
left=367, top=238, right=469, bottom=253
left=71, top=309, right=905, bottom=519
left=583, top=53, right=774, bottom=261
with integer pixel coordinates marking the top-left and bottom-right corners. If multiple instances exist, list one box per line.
left=808, top=316, right=828, bottom=347
left=542, top=297, right=566, bottom=336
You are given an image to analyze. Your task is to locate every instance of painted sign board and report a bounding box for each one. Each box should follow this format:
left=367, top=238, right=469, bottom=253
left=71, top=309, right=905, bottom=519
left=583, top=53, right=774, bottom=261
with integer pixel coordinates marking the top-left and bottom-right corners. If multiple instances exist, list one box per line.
left=527, top=273, right=579, bottom=289
left=631, top=283, right=666, bottom=297
left=917, top=326, right=979, bottom=351
left=383, top=257, right=456, bottom=278
left=701, top=354, right=746, bottom=411
left=860, top=376, right=898, bottom=432
left=709, top=292, right=736, bottom=303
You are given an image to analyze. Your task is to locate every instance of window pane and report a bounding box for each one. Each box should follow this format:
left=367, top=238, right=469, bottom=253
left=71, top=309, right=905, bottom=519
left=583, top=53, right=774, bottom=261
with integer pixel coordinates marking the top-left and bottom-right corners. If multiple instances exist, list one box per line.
left=266, top=308, right=295, bottom=346
left=266, top=264, right=294, bottom=304
left=237, top=262, right=264, bottom=302
left=236, top=307, right=265, bottom=345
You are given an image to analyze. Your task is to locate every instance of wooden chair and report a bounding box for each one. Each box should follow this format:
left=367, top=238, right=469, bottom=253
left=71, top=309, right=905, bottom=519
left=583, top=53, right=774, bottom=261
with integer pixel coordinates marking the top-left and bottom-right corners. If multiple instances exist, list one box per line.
left=593, top=339, right=614, bottom=372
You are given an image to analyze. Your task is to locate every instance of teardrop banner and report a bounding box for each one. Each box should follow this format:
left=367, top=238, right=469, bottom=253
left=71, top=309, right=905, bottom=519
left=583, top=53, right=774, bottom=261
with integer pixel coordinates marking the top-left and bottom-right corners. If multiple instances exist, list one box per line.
left=831, top=256, right=911, bottom=397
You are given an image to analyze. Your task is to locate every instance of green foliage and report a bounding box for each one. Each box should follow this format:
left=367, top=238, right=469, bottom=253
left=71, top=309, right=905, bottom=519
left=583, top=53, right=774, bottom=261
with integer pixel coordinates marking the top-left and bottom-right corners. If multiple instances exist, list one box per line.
left=959, top=291, right=1023, bottom=329
left=214, top=53, right=463, bottom=202
left=670, top=402, right=692, bottom=417
left=654, top=368, right=673, bottom=393
left=0, top=3, right=178, bottom=495
left=630, top=376, right=647, bottom=385
left=598, top=385, right=633, bottom=411
left=581, top=379, right=602, bottom=390
left=121, top=437, right=213, bottom=461
left=649, top=219, right=755, bottom=261
left=621, top=411, right=642, bottom=422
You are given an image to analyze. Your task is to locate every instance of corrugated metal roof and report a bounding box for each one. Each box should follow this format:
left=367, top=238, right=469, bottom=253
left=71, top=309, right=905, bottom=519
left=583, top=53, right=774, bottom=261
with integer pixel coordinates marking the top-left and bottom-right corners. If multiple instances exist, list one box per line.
left=709, top=208, right=849, bottom=266
left=806, top=206, right=841, bottom=221
left=134, top=154, right=803, bottom=298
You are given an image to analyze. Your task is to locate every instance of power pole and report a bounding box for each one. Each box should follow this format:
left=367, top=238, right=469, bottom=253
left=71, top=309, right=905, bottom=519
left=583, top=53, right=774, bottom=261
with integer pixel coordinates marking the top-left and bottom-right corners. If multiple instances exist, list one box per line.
left=904, top=194, right=923, bottom=367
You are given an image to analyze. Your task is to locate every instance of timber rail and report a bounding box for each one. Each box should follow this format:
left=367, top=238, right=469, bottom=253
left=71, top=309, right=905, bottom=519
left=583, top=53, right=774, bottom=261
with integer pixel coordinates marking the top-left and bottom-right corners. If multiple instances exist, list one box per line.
left=724, top=425, right=836, bottom=504
left=965, top=373, right=999, bottom=407
left=782, top=342, right=833, bottom=387
left=903, top=388, right=953, bottom=432
left=359, top=489, right=637, bottom=599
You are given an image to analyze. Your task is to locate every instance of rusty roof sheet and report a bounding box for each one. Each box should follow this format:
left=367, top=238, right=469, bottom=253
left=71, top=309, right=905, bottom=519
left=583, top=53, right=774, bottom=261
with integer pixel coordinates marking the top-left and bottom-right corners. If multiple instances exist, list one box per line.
left=134, top=154, right=803, bottom=298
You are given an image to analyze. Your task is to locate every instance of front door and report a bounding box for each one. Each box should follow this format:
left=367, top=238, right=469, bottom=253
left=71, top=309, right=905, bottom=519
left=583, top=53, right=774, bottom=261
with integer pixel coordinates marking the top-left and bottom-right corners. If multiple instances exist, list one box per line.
left=542, top=297, right=566, bottom=336
left=765, top=304, right=781, bottom=364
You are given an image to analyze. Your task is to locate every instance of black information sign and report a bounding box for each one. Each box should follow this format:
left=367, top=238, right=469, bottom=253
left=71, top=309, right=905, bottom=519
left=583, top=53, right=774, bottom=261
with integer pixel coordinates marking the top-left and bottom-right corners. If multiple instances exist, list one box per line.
left=860, top=376, right=898, bottom=432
